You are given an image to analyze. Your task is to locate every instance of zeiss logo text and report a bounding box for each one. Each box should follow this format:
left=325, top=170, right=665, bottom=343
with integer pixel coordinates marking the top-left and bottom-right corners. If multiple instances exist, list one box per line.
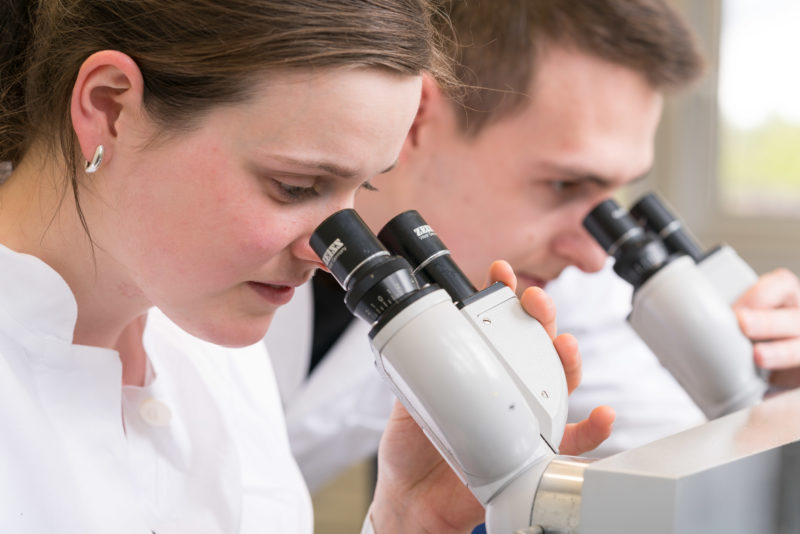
left=413, top=225, right=435, bottom=239
left=322, top=238, right=345, bottom=266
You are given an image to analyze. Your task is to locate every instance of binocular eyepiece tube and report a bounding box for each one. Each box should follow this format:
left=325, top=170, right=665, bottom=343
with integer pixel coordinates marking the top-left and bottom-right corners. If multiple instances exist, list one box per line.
left=309, top=209, right=421, bottom=325
left=583, top=198, right=672, bottom=290
left=310, top=209, right=480, bottom=326
left=378, top=210, right=477, bottom=305
left=630, top=193, right=705, bottom=262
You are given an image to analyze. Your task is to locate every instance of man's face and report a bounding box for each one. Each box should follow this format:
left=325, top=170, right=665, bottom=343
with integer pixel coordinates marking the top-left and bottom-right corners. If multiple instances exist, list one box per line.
left=363, top=46, right=664, bottom=294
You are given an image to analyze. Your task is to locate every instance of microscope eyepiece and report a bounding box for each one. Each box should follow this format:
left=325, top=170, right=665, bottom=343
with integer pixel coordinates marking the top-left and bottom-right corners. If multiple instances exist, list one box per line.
left=583, top=198, right=671, bottom=290
left=378, top=210, right=477, bottom=305
left=583, top=198, right=644, bottom=257
left=630, top=193, right=705, bottom=262
left=310, top=209, right=420, bottom=324
left=310, top=209, right=388, bottom=289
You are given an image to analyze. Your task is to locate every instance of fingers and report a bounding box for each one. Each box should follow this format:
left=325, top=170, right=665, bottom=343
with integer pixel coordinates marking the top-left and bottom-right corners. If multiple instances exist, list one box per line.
left=558, top=405, right=616, bottom=456
left=486, top=260, right=560, bottom=339
left=737, top=308, right=800, bottom=341
left=553, top=333, right=581, bottom=394
left=733, top=269, right=800, bottom=374
left=734, top=268, right=800, bottom=309
left=520, top=286, right=557, bottom=339
left=388, top=399, right=411, bottom=420
left=485, top=260, right=517, bottom=293
left=754, top=338, right=800, bottom=370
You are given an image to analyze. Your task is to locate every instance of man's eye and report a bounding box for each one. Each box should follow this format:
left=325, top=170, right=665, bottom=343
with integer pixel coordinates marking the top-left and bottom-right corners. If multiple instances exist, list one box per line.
left=273, top=180, right=319, bottom=202
left=550, top=180, right=580, bottom=193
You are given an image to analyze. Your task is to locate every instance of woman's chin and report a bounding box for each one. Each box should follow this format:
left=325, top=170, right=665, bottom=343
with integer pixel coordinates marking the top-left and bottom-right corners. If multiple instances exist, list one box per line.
left=181, top=313, right=275, bottom=348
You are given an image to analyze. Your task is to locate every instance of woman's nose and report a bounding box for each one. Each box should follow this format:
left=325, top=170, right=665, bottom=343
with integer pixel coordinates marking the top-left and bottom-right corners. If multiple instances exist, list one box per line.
left=296, top=190, right=364, bottom=270
left=293, top=235, right=327, bottom=270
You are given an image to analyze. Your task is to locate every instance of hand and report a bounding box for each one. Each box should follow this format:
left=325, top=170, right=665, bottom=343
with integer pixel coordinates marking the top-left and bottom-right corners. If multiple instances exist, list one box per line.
left=733, top=268, right=800, bottom=389
left=496, top=261, right=615, bottom=456
left=369, top=261, right=614, bottom=534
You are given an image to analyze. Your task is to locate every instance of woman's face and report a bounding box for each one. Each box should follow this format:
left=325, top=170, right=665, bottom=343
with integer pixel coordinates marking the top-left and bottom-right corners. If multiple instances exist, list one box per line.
left=89, top=67, right=421, bottom=346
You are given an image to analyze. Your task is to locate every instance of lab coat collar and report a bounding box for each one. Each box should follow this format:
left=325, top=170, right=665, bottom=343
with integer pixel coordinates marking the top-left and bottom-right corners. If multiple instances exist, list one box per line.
left=0, top=243, right=78, bottom=346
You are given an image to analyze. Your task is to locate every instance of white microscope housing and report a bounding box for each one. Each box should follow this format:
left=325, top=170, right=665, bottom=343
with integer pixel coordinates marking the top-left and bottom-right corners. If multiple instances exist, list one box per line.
left=583, top=195, right=766, bottom=420
left=311, top=209, right=569, bottom=534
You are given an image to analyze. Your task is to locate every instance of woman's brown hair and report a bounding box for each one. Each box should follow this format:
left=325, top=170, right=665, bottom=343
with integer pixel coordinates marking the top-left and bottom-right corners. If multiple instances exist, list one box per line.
left=0, top=0, right=452, bottom=212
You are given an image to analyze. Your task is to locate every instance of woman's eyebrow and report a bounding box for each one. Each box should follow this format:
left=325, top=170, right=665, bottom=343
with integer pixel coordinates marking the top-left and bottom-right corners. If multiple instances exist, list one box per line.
left=269, top=154, right=359, bottom=178
left=268, top=155, right=398, bottom=179
left=380, top=160, right=398, bottom=174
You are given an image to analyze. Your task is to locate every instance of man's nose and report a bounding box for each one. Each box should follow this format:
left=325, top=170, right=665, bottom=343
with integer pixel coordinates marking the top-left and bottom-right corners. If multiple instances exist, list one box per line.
left=574, top=234, right=609, bottom=272
left=557, top=229, right=609, bottom=273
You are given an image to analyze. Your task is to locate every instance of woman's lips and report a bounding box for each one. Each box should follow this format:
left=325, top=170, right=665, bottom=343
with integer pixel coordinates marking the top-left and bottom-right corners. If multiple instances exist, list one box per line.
left=247, top=281, right=295, bottom=306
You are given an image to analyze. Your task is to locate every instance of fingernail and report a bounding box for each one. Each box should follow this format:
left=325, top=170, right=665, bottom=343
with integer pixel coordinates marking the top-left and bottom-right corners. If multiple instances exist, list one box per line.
left=737, top=309, right=755, bottom=334
left=754, top=344, right=773, bottom=368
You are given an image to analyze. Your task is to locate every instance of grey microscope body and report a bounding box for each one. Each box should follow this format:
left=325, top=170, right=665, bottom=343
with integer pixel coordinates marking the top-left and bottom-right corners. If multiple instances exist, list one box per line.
left=583, top=194, right=766, bottom=419
left=311, top=210, right=568, bottom=533
left=310, top=201, right=792, bottom=534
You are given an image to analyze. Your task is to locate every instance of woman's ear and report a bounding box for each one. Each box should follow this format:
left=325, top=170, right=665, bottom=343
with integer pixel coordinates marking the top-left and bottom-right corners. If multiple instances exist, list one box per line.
left=70, top=50, right=145, bottom=169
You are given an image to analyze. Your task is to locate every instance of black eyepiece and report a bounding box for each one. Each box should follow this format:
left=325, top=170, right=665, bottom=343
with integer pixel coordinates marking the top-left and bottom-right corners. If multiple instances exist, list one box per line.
left=630, top=193, right=704, bottom=262
left=583, top=199, right=644, bottom=256
left=311, top=209, right=387, bottom=289
left=583, top=198, right=671, bottom=290
left=378, top=210, right=477, bottom=305
left=310, top=209, right=420, bottom=323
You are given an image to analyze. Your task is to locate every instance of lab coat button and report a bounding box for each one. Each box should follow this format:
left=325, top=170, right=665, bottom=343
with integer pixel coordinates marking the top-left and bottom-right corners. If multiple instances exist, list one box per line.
left=139, top=398, right=172, bottom=427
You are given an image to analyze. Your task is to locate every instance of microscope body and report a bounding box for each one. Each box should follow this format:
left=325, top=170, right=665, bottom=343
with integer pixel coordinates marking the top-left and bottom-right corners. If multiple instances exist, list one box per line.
left=370, top=284, right=567, bottom=532
left=696, top=244, right=758, bottom=305
left=628, top=255, right=764, bottom=419
left=311, top=210, right=569, bottom=534
left=585, top=194, right=766, bottom=420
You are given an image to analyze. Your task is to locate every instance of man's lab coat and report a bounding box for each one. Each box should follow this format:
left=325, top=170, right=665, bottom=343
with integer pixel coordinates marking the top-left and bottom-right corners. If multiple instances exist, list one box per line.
left=267, top=281, right=393, bottom=492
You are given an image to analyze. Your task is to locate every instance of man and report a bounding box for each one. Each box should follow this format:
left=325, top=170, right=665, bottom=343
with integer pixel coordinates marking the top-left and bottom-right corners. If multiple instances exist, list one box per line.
left=267, top=0, right=800, bottom=493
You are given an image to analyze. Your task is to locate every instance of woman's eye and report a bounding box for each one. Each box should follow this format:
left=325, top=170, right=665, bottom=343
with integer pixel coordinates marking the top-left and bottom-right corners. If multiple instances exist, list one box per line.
left=361, top=180, right=379, bottom=192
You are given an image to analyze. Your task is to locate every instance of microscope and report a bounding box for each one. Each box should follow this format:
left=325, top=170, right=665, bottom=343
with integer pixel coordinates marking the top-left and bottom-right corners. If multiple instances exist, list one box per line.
left=310, top=205, right=798, bottom=533
left=583, top=193, right=766, bottom=420
left=310, top=209, right=569, bottom=534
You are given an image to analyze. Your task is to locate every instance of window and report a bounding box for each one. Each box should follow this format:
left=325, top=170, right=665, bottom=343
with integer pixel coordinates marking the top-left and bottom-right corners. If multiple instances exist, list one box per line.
left=718, top=0, right=800, bottom=217
left=645, top=0, right=800, bottom=275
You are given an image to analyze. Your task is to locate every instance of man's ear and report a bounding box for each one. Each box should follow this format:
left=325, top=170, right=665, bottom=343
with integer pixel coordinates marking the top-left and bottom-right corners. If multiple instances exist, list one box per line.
left=70, top=50, right=145, bottom=169
left=402, top=72, right=457, bottom=154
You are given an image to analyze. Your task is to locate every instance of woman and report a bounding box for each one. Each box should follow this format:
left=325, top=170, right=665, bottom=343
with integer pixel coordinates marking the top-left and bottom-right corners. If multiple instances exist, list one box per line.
left=0, top=1, right=606, bottom=532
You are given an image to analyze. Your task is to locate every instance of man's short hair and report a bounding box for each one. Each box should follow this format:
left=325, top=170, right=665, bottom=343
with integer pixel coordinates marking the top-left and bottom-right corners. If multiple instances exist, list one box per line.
left=437, top=0, right=704, bottom=134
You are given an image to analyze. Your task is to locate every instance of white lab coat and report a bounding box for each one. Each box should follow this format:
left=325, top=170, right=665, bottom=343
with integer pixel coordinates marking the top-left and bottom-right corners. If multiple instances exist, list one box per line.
left=266, top=261, right=706, bottom=492
left=0, top=243, right=312, bottom=533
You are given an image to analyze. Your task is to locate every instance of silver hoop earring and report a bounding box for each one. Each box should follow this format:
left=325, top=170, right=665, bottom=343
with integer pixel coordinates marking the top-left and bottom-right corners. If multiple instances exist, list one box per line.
left=84, top=145, right=104, bottom=173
